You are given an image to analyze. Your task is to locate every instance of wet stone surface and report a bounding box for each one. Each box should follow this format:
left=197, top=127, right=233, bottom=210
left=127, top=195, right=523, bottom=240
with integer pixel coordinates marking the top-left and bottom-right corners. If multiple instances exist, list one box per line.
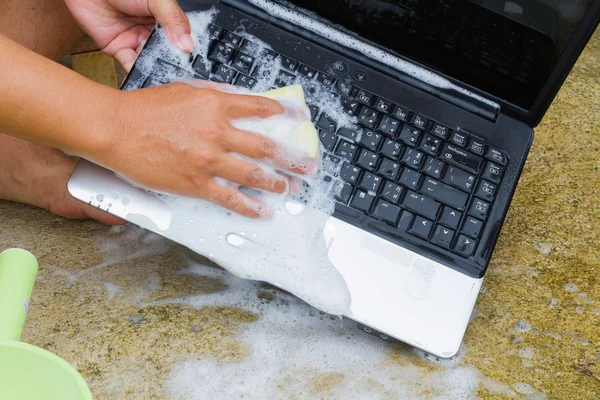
left=1, top=29, right=599, bottom=400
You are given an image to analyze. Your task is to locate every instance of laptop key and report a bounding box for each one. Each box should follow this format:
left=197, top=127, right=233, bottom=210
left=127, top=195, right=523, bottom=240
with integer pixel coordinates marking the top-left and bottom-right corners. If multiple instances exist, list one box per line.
left=420, top=178, right=468, bottom=211
left=398, top=126, right=422, bottom=147
left=355, top=89, right=375, bottom=107
left=439, top=207, right=462, bottom=230
left=376, top=116, right=401, bottom=138
left=462, top=217, right=483, bottom=239
left=440, top=144, right=482, bottom=174
left=422, top=157, right=445, bottom=180
left=468, top=199, right=490, bottom=220
left=409, top=216, right=433, bottom=240
left=450, top=132, right=469, bottom=148
left=233, top=74, right=257, bottom=89
left=373, top=200, right=401, bottom=226
left=209, top=42, right=235, bottom=64
left=431, top=225, right=455, bottom=249
left=431, top=123, right=450, bottom=139
left=282, top=57, right=299, bottom=71
left=239, top=39, right=257, bottom=53
left=485, top=148, right=508, bottom=166
left=381, top=181, right=404, bottom=205
left=337, top=81, right=355, bottom=97
left=231, top=52, right=255, bottom=75
left=341, top=98, right=360, bottom=116
left=192, top=56, right=213, bottom=78
left=338, top=124, right=362, bottom=141
left=357, top=130, right=382, bottom=152
left=402, top=191, right=440, bottom=220
left=222, top=31, right=242, bottom=47
left=391, top=105, right=410, bottom=123
left=350, top=190, right=376, bottom=214
left=469, top=139, right=486, bottom=156
left=319, top=130, right=337, bottom=152
left=453, top=234, right=477, bottom=257
left=418, top=134, right=442, bottom=156
left=377, top=159, right=401, bottom=181
left=397, top=210, right=414, bottom=231
left=475, top=180, right=497, bottom=202
left=355, top=149, right=380, bottom=172
left=208, top=24, right=223, bottom=39
left=334, top=140, right=358, bottom=161
left=274, top=70, right=296, bottom=87
left=380, top=139, right=402, bottom=161
left=298, top=64, right=317, bottom=79
left=211, top=65, right=236, bottom=83
left=317, top=72, right=336, bottom=86
left=335, top=184, right=354, bottom=204
left=317, top=114, right=337, bottom=132
left=308, top=105, right=319, bottom=121
left=341, top=162, right=362, bottom=184
left=400, top=149, right=424, bottom=170
left=399, top=169, right=422, bottom=191
left=357, top=108, right=379, bottom=130
left=442, top=166, right=476, bottom=192
left=156, top=58, right=188, bottom=77
left=410, top=114, right=429, bottom=130
left=375, top=98, right=392, bottom=114
left=481, top=161, right=503, bottom=183
left=358, top=173, right=383, bottom=193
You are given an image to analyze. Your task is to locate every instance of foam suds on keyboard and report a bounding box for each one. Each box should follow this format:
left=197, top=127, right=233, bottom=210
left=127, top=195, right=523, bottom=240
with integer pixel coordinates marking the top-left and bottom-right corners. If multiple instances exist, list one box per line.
left=248, top=0, right=500, bottom=110
left=114, top=10, right=362, bottom=316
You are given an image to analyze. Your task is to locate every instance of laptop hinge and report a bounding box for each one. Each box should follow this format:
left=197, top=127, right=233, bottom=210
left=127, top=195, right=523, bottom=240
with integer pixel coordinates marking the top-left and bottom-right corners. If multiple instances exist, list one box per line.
left=222, top=0, right=501, bottom=122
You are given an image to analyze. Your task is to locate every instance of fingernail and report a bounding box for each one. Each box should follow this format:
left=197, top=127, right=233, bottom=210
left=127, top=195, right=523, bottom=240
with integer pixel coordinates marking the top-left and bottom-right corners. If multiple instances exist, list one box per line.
left=177, top=33, right=196, bottom=53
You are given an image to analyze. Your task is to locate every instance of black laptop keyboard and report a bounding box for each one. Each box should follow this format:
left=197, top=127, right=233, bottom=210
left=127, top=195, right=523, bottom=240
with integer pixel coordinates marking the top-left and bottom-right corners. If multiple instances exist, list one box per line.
left=126, top=23, right=509, bottom=261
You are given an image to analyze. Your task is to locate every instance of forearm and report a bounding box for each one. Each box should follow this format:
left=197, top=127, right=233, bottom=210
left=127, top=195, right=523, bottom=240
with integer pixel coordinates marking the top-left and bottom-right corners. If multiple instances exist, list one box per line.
left=0, top=33, right=119, bottom=159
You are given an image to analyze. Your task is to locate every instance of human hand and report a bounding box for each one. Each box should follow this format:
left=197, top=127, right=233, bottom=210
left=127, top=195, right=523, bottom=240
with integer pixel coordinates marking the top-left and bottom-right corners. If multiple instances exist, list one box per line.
left=65, top=0, right=194, bottom=71
left=96, top=82, right=315, bottom=218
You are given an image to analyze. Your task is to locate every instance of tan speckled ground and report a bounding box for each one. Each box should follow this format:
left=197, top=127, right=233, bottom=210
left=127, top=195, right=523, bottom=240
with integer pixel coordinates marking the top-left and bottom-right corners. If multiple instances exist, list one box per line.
left=1, top=29, right=599, bottom=399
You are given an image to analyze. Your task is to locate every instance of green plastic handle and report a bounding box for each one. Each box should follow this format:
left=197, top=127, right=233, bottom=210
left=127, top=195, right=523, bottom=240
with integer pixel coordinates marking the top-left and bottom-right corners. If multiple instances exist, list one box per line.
left=0, top=249, right=38, bottom=342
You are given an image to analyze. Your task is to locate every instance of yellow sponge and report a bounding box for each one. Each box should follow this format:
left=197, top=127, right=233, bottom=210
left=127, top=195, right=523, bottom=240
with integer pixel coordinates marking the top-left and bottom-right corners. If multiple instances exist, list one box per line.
left=258, top=85, right=320, bottom=160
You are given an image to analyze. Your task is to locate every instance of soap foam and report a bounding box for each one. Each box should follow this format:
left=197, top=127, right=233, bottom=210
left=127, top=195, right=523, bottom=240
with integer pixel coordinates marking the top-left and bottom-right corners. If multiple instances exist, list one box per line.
left=77, top=227, right=524, bottom=399
left=120, top=10, right=361, bottom=316
left=162, top=262, right=487, bottom=399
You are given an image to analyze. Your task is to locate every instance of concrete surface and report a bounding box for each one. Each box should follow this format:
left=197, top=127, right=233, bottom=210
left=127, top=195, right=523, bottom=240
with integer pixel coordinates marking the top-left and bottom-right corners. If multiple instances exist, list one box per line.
left=0, top=29, right=599, bottom=399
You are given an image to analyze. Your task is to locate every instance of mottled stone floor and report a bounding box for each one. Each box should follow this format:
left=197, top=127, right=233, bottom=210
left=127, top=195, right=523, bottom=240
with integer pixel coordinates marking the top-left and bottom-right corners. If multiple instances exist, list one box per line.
left=1, top=29, right=599, bottom=399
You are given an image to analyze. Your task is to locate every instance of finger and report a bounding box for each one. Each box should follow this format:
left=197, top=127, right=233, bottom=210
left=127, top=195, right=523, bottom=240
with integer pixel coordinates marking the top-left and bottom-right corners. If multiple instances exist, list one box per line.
left=225, top=128, right=317, bottom=175
left=277, top=172, right=303, bottom=195
left=180, top=79, right=237, bottom=92
left=217, top=156, right=287, bottom=193
left=205, top=181, right=272, bottom=218
left=131, top=16, right=157, bottom=25
left=149, top=0, right=195, bottom=53
left=113, top=48, right=139, bottom=72
left=104, top=26, right=152, bottom=71
left=222, top=93, right=285, bottom=119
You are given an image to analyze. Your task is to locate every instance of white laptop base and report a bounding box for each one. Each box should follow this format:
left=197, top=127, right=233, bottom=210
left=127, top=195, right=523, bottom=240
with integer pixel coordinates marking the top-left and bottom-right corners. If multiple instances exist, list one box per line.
left=69, top=160, right=482, bottom=358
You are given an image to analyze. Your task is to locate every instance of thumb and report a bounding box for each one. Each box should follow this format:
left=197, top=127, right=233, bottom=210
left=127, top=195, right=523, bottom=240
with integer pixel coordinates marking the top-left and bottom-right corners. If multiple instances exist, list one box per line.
left=149, top=0, right=195, bottom=53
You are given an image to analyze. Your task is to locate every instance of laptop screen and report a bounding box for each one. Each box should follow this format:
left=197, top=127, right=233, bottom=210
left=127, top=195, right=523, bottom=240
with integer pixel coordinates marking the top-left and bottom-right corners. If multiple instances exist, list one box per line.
left=282, top=0, right=596, bottom=111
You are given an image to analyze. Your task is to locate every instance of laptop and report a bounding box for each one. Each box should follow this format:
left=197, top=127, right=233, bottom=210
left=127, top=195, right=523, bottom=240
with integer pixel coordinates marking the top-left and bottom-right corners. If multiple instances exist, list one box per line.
left=68, top=0, right=600, bottom=358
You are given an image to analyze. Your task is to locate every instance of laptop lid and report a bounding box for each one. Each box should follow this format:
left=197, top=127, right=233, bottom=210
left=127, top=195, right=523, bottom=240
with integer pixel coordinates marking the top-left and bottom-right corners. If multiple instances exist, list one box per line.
left=264, top=0, right=599, bottom=127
